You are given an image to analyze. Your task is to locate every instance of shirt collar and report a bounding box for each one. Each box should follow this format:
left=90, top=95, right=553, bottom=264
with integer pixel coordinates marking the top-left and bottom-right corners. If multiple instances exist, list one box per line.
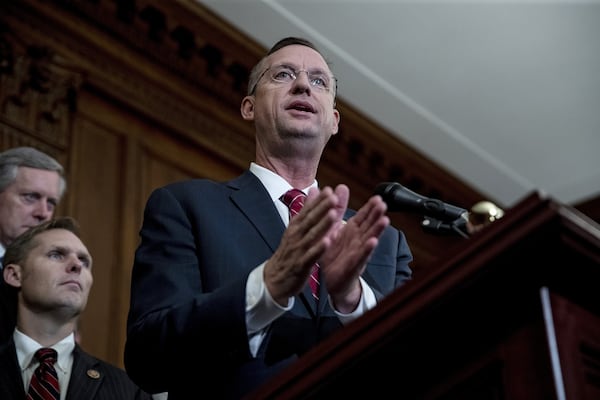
left=0, top=244, right=5, bottom=268
left=15, top=329, right=76, bottom=373
left=249, top=162, right=317, bottom=199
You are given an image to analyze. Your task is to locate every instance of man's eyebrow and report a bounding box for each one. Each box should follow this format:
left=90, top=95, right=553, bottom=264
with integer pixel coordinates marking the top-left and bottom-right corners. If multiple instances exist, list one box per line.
left=275, top=63, right=328, bottom=73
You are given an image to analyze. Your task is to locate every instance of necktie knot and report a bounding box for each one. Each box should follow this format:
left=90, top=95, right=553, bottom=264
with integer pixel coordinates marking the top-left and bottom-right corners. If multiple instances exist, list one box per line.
left=35, top=348, right=58, bottom=365
left=280, top=189, right=306, bottom=218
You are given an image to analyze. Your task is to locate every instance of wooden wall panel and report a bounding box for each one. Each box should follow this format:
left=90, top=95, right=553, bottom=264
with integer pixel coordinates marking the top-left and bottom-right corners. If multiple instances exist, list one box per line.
left=69, top=115, right=123, bottom=361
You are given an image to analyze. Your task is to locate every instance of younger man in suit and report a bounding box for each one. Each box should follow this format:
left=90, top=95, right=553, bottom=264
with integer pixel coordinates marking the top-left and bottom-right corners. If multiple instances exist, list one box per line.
left=0, top=217, right=152, bottom=399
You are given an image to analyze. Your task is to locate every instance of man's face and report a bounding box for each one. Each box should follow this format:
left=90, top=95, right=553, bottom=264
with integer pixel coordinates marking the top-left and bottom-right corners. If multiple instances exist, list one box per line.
left=0, top=166, right=61, bottom=247
left=243, top=44, right=340, bottom=159
left=9, top=229, right=93, bottom=318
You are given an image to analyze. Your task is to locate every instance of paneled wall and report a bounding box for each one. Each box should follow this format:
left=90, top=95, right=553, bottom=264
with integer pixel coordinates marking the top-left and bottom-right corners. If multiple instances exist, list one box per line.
left=1, top=0, right=494, bottom=367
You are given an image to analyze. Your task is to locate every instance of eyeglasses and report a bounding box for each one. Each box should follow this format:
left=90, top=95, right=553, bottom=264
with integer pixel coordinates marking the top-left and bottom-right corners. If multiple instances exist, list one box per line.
left=250, top=65, right=337, bottom=95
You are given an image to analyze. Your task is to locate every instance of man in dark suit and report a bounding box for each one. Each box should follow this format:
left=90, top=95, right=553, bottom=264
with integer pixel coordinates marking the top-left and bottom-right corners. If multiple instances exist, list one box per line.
left=0, top=217, right=152, bottom=399
left=125, top=37, right=413, bottom=399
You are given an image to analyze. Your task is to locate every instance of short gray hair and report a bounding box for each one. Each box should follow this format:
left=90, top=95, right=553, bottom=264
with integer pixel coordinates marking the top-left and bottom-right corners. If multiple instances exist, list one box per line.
left=0, top=147, right=66, bottom=198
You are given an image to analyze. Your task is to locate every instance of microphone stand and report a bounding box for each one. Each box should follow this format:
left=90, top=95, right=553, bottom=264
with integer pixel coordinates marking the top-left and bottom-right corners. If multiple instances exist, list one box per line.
left=421, top=215, right=470, bottom=239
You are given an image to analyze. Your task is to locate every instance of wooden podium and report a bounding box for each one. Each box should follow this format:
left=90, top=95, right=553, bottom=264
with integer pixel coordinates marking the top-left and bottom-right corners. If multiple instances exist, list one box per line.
left=247, top=192, right=600, bottom=400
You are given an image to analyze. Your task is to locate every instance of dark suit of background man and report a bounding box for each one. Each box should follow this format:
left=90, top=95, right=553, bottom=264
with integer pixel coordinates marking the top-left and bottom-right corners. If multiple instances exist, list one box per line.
left=125, top=36, right=413, bottom=399
left=0, top=217, right=152, bottom=399
left=0, top=146, right=66, bottom=344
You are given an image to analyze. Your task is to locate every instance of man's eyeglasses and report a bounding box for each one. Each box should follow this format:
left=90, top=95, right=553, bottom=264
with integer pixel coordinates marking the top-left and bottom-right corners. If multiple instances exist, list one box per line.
left=250, top=65, right=337, bottom=95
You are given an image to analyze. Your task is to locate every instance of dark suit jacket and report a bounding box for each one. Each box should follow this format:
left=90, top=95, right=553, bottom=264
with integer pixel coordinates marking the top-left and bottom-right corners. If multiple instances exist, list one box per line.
left=0, top=339, right=152, bottom=399
left=0, top=276, right=16, bottom=345
left=125, top=170, right=413, bottom=399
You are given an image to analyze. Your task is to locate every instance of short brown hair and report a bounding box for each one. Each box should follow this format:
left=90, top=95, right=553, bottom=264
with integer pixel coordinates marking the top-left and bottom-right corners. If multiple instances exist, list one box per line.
left=4, top=217, right=80, bottom=266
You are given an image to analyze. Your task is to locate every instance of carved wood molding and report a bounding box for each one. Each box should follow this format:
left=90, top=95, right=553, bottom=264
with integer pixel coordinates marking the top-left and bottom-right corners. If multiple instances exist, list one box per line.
left=0, top=22, right=82, bottom=149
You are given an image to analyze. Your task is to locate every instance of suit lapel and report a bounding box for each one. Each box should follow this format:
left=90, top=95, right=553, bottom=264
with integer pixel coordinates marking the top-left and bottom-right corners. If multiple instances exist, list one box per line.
left=228, top=171, right=286, bottom=253
left=66, top=346, right=103, bottom=399
left=0, top=340, right=26, bottom=399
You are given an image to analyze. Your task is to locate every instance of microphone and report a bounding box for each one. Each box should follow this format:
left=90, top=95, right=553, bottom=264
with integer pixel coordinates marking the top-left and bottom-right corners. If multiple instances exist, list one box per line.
left=374, top=182, right=469, bottom=223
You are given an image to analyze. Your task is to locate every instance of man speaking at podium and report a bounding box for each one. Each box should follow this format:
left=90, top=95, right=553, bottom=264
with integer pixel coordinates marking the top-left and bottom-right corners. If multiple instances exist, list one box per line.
left=125, top=37, right=413, bottom=399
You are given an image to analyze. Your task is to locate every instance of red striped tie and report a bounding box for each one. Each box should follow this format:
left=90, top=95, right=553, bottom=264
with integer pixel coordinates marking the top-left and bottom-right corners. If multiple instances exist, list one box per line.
left=281, top=189, right=320, bottom=302
left=27, top=348, right=60, bottom=400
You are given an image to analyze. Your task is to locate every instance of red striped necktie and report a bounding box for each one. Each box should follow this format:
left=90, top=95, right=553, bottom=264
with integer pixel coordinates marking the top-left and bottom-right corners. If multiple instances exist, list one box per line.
left=27, top=347, right=60, bottom=400
left=280, top=189, right=320, bottom=302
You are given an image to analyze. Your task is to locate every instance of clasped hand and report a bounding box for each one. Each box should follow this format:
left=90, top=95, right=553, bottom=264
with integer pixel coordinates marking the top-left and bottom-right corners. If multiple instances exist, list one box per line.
left=264, top=184, right=389, bottom=312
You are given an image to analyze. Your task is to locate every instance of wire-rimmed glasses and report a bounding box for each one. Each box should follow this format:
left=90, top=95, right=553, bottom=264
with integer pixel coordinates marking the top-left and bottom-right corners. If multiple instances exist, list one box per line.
left=250, top=64, right=337, bottom=95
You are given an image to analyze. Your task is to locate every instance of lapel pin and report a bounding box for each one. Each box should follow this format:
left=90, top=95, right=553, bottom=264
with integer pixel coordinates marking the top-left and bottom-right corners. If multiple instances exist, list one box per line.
left=87, top=369, right=100, bottom=379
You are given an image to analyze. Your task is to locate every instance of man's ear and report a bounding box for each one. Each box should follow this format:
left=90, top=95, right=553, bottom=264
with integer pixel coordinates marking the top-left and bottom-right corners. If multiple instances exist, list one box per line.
left=240, top=96, right=255, bottom=121
left=3, top=263, right=23, bottom=289
left=331, top=108, right=340, bottom=136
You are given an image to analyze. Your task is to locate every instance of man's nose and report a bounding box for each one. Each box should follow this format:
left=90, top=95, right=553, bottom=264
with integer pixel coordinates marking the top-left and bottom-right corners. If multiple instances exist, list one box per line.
left=292, top=70, right=312, bottom=91
left=67, top=255, right=83, bottom=272
left=33, top=199, right=54, bottom=221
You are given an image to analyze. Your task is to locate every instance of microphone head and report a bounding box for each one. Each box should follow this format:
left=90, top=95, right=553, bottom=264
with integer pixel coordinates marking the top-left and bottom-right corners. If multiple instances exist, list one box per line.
left=374, top=182, right=400, bottom=199
left=374, top=182, right=427, bottom=213
left=374, top=182, right=401, bottom=211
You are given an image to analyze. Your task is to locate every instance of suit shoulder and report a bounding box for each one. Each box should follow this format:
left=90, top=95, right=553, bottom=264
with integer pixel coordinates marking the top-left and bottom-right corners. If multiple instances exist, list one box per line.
left=161, top=178, right=223, bottom=193
left=146, top=178, right=228, bottom=204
